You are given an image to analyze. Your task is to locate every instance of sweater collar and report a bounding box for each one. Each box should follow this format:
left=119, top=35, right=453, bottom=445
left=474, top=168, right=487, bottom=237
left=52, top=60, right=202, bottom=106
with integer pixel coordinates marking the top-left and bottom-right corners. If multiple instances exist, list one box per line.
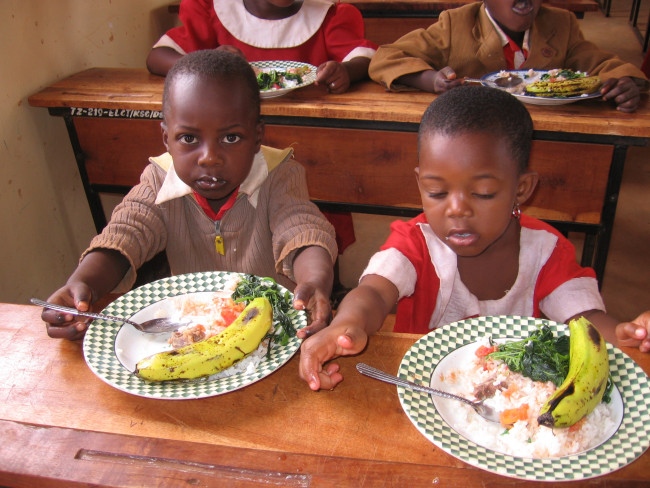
left=215, top=0, right=334, bottom=48
left=153, top=146, right=292, bottom=207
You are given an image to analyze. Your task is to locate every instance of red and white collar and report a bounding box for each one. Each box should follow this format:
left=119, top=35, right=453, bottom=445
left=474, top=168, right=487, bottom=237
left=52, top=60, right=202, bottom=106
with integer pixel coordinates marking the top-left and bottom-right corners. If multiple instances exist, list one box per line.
left=216, top=0, right=335, bottom=49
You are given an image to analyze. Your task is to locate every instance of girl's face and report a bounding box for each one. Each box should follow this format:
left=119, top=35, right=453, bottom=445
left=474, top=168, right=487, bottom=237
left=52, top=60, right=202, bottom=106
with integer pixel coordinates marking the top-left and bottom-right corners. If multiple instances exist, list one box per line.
left=416, top=131, right=536, bottom=258
left=162, top=74, right=263, bottom=206
left=483, top=0, right=543, bottom=36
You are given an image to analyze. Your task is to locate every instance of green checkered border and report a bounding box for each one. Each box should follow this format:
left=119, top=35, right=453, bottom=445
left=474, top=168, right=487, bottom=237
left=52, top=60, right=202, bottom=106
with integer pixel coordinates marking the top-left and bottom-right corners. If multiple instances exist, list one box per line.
left=398, top=315, right=650, bottom=481
left=82, top=271, right=306, bottom=400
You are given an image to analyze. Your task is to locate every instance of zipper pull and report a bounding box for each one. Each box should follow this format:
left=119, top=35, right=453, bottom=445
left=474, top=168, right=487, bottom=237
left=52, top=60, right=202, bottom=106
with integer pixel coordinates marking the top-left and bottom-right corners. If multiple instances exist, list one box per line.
left=214, top=220, right=225, bottom=255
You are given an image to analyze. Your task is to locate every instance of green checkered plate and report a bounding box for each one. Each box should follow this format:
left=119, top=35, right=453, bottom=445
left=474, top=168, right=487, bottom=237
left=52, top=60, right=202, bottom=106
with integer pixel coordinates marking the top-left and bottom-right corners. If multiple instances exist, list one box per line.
left=83, top=271, right=306, bottom=400
left=398, top=315, right=650, bottom=481
left=251, top=60, right=317, bottom=98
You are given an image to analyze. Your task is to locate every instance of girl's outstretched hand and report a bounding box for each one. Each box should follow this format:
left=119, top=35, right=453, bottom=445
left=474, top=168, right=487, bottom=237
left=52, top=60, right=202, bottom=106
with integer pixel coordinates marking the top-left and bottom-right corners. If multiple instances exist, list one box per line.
left=299, top=322, right=369, bottom=390
left=616, top=310, right=650, bottom=352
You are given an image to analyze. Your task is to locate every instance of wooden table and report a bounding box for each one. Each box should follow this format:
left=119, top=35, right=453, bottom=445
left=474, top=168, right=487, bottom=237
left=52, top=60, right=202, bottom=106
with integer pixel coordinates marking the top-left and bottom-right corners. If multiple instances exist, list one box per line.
left=1, top=302, right=649, bottom=487
left=28, top=68, right=649, bottom=285
left=167, top=0, right=600, bottom=44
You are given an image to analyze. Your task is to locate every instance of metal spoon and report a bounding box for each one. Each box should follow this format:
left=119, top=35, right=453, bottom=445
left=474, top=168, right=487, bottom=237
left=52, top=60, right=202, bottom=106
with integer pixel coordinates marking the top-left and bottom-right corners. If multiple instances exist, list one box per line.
left=30, top=298, right=189, bottom=334
left=464, top=74, right=524, bottom=90
left=356, top=362, right=501, bottom=423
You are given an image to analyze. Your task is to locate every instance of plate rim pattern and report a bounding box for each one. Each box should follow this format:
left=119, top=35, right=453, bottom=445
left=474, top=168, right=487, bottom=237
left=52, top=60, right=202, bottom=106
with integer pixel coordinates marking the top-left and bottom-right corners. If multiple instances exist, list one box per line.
left=397, top=315, right=650, bottom=481
left=82, top=271, right=306, bottom=400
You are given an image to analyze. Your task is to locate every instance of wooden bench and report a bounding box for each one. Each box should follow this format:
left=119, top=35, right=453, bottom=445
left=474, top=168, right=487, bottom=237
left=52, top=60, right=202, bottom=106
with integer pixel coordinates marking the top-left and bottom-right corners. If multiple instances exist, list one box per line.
left=28, top=68, right=650, bottom=285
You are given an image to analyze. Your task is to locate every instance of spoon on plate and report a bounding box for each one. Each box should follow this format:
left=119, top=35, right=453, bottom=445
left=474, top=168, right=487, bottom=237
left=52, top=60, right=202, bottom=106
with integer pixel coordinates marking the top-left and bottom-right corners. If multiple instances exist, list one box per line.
left=464, top=74, right=524, bottom=90
left=30, top=298, right=189, bottom=334
left=356, top=362, right=501, bottom=423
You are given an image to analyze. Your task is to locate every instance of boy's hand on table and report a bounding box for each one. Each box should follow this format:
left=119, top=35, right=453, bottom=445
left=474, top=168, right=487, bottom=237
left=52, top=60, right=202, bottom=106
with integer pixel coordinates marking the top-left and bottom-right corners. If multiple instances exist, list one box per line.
left=316, top=60, right=351, bottom=93
left=40, top=283, right=95, bottom=341
left=616, top=310, right=650, bottom=353
left=294, top=283, right=332, bottom=338
left=601, top=77, right=640, bottom=113
left=299, top=322, right=369, bottom=390
left=432, top=66, right=463, bottom=93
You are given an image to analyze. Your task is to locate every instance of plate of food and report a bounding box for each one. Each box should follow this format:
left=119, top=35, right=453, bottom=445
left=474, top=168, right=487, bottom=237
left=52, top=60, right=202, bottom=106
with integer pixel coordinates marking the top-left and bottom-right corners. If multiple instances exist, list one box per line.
left=251, top=60, right=317, bottom=98
left=83, top=271, right=306, bottom=399
left=481, top=69, right=604, bottom=105
left=397, top=315, right=650, bottom=481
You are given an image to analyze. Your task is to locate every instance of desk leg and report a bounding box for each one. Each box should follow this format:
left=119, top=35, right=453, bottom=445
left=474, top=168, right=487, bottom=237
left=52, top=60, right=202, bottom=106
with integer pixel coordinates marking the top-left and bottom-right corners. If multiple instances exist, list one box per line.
left=593, top=144, right=627, bottom=287
left=63, top=114, right=107, bottom=233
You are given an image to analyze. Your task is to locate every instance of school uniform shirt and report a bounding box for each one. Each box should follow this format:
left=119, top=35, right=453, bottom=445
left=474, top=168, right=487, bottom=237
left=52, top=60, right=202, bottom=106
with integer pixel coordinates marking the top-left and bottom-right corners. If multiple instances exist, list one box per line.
left=82, top=146, right=338, bottom=293
left=369, top=2, right=648, bottom=90
left=154, top=0, right=377, bottom=64
left=361, top=214, right=605, bottom=334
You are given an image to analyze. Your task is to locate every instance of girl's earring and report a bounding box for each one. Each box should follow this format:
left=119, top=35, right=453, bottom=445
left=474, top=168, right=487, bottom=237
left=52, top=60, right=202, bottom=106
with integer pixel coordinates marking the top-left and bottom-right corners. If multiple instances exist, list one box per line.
left=512, top=202, right=521, bottom=219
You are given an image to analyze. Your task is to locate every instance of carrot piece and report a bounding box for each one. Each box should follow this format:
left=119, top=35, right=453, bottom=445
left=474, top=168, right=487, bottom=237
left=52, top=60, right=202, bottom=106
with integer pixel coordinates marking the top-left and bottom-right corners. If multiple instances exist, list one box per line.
left=475, top=345, right=498, bottom=357
left=500, top=404, right=529, bottom=427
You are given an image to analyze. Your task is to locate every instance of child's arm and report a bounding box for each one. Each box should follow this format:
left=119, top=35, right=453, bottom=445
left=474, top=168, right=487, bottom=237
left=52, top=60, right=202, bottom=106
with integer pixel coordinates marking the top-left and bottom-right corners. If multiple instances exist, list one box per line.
left=292, top=245, right=334, bottom=338
left=40, top=249, right=130, bottom=340
left=146, top=47, right=184, bottom=76
left=299, top=274, right=398, bottom=390
left=315, top=56, right=371, bottom=93
left=394, top=66, right=464, bottom=94
left=571, top=309, right=650, bottom=353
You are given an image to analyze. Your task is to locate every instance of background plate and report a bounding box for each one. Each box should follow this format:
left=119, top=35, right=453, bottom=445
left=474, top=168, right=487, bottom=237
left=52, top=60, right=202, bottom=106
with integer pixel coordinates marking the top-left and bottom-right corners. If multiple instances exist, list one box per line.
left=251, top=60, right=317, bottom=99
left=482, top=70, right=603, bottom=105
left=398, top=315, right=650, bottom=481
left=83, top=271, right=306, bottom=400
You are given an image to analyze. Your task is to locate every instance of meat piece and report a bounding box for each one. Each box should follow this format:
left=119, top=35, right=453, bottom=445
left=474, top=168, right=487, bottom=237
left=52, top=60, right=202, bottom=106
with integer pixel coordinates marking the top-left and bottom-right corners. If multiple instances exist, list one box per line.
left=169, top=325, right=207, bottom=349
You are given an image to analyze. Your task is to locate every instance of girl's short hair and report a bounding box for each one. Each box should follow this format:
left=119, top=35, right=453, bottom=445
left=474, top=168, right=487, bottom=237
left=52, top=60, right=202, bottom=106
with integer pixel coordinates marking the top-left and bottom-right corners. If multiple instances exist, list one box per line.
left=163, top=49, right=261, bottom=119
left=418, top=85, right=533, bottom=173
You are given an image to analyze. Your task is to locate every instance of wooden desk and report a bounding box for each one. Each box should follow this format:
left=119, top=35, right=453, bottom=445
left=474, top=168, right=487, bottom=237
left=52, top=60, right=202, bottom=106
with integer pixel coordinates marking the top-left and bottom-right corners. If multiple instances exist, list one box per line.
left=167, top=0, right=600, bottom=44
left=1, top=302, right=649, bottom=487
left=28, top=68, right=649, bottom=285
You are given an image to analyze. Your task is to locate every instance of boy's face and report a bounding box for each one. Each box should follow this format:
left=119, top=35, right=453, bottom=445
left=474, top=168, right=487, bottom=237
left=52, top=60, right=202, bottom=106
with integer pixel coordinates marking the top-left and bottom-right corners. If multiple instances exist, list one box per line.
left=416, top=131, right=535, bottom=258
left=162, top=74, right=263, bottom=203
left=484, top=0, right=543, bottom=35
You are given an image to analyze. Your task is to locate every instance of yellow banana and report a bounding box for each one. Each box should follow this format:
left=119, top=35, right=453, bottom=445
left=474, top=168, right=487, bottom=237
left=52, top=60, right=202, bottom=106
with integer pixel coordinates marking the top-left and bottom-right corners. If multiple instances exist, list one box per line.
left=537, top=316, right=609, bottom=428
left=135, top=297, right=272, bottom=382
left=525, top=76, right=602, bottom=97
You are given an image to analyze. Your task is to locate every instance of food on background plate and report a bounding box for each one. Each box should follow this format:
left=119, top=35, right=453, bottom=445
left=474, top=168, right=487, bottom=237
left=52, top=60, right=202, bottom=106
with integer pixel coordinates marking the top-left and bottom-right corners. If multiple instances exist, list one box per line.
left=438, top=317, right=614, bottom=458
left=525, top=69, right=602, bottom=98
left=135, top=297, right=272, bottom=381
left=253, top=64, right=312, bottom=92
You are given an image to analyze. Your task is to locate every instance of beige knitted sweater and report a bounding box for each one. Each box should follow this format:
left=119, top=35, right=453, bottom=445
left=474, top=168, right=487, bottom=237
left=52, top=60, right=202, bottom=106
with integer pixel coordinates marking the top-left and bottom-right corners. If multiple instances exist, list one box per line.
left=83, top=146, right=337, bottom=292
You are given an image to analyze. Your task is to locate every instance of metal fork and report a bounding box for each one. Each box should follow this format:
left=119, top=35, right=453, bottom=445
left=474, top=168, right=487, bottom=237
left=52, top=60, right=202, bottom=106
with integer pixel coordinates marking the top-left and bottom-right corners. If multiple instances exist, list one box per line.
left=356, top=362, right=501, bottom=423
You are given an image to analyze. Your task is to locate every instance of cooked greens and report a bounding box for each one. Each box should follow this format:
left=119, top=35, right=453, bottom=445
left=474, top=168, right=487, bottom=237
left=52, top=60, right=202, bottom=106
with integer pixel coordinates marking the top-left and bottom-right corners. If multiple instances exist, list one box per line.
left=231, top=275, right=297, bottom=353
left=256, top=70, right=303, bottom=91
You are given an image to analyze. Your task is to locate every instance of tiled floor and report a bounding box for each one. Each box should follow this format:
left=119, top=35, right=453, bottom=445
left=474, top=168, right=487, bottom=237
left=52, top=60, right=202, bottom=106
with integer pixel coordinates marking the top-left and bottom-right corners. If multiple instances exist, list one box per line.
left=338, top=5, right=650, bottom=323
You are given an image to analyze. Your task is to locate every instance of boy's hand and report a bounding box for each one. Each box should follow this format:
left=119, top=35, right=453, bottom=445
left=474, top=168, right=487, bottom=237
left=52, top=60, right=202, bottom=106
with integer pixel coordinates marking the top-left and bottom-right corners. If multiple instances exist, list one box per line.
left=316, top=61, right=351, bottom=93
left=293, top=283, right=332, bottom=338
left=40, top=283, right=95, bottom=340
left=299, top=322, right=369, bottom=390
left=600, top=77, right=640, bottom=112
left=432, top=66, right=463, bottom=93
left=615, top=311, right=650, bottom=352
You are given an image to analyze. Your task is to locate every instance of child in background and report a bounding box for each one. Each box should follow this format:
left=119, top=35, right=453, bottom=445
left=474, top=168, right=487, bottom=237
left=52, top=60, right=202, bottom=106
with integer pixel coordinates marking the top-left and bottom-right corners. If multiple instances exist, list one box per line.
left=368, top=0, right=647, bottom=112
left=298, top=85, right=650, bottom=391
left=146, top=0, right=378, bottom=94
left=40, top=50, right=337, bottom=341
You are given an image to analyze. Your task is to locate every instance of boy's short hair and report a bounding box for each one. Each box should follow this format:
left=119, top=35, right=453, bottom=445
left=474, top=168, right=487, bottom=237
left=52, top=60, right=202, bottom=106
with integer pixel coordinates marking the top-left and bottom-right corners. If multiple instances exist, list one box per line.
left=163, top=49, right=261, bottom=119
left=418, top=85, right=533, bottom=173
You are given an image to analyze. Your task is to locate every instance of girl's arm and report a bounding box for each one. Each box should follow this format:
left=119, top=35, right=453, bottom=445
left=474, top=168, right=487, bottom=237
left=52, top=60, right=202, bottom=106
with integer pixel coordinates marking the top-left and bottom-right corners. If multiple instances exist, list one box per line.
left=146, top=47, right=183, bottom=76
left=298, top=274, right=398, bottom=390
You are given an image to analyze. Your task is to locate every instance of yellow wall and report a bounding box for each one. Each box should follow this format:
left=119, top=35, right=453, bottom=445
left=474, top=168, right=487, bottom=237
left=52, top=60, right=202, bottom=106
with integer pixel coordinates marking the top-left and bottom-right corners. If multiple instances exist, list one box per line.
left=0, top=0, right=176, bottom=302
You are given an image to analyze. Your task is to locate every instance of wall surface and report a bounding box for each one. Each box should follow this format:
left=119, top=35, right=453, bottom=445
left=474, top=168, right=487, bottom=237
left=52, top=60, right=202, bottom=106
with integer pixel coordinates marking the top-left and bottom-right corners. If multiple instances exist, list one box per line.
left=0, top=0, right=176, bottom=302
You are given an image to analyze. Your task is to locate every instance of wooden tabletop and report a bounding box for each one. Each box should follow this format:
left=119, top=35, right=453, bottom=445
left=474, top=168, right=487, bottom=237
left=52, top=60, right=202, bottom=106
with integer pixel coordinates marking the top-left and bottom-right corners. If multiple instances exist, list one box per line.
left=1, top=302, right=649, bottom=487
left=28, top=67, right=650, bottom=139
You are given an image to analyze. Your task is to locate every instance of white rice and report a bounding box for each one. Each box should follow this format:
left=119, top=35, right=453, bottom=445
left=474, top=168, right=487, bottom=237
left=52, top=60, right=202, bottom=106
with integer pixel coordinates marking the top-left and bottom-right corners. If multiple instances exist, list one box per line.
left=438, top=337, right=617, bottom=458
